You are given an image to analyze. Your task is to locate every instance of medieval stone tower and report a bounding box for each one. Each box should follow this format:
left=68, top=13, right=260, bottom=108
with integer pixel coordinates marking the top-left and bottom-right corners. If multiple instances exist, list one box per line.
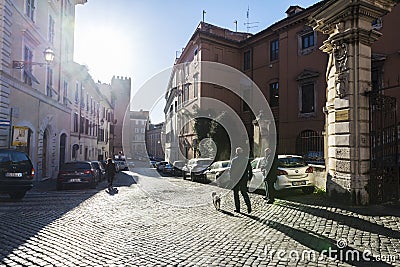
left=111, top=76, right=131, bottom=156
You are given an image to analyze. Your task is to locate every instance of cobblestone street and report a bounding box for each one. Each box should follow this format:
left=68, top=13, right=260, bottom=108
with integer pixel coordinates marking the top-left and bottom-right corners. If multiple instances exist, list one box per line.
left=0, top=168, right=399, bottom=266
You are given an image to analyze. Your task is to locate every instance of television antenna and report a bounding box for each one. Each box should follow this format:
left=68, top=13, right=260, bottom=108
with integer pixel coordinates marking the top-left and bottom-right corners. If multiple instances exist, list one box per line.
left=244, top=6, right=259, bottom=33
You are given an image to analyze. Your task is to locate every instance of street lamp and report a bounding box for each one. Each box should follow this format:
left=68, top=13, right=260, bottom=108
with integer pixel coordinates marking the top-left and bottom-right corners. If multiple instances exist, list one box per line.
left=12, top=47, right=55, bottom=69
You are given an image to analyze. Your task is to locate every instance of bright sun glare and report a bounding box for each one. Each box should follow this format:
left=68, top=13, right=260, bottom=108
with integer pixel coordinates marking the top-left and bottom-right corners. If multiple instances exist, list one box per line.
left=75, top=26, right=133, bottom=83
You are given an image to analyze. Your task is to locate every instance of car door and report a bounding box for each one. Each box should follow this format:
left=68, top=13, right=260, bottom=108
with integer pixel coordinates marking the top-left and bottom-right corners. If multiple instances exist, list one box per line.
left=248, top=158, right=265, bottom=191
left=205, top=163, right=217, bottom=182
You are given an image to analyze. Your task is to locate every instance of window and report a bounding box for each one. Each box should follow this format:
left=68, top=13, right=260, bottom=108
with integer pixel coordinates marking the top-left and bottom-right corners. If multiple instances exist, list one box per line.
left=75, top=82, right=79, bottom=103
left=46, top=67, right=53, bottom=97
left=63, top=81, right=68, bottom=105
left=23, top=46, right=34, bottom=85
left=48, top=16, right=55, bottom=44
left=73, top=113, right=78, bottom=132
left=302, top=32, right=315, bottom=50
left=85, top=119, right=89, bottom=135
left=80, top=85, right=84, bottom=108
left=193, top=73, right=199, bottom=98
left=270, top=39, right=279, bottom=61
left=269, top=82, right=279, bottom=107
left=80, top=116, right=84, bottom=134
left=300, top=83, right=315, bottom=114
left=86, top=94, right=89, bottom=111
left=244, top=50, right=251, bottom=70
left=26, top=0, right=35, bottom=21
left=184, top=84, right=189, bottom=103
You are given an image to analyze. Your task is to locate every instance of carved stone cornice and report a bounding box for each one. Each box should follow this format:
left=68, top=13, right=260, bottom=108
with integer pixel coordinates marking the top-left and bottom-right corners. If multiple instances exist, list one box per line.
left=309, top=0, right=397, bottom=35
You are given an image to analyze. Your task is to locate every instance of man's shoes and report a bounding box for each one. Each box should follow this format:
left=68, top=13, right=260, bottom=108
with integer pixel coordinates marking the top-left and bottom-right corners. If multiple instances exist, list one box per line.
left=234, top=209, right=240, bottom=213
left=247, top=207, right=252, bottom=214
left=267, top=199, right=275, bottom=204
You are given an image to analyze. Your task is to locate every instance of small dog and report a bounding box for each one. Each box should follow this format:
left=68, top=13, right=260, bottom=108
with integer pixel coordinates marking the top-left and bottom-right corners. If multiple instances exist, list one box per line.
left=212, top=191, right=221, bottom=211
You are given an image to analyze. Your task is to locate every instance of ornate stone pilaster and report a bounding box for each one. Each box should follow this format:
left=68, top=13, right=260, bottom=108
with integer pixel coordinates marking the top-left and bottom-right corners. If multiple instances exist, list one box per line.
left=309, top=0, right=397, bottom=205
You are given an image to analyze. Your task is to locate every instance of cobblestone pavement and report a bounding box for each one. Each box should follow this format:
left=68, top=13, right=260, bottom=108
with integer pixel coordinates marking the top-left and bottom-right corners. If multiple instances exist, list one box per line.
left=0, top=168, right=399, bottom=266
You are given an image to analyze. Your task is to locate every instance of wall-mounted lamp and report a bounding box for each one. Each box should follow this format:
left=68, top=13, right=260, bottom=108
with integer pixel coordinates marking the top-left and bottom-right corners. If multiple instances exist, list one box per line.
left=12, top=47, right=55, bottom=69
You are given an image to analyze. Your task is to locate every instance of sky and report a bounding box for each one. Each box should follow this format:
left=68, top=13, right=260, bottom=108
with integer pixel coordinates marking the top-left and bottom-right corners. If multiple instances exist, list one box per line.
left=73, top=0, right=319, bottom=123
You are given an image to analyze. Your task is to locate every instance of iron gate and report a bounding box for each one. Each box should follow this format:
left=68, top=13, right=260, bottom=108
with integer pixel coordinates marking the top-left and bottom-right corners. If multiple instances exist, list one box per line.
left=369, top=93, right=399, bottom=204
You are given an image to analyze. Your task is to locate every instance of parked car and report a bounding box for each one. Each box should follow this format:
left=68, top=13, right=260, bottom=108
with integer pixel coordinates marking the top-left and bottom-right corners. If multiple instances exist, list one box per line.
left=0, top=149, right=35, bottom=200
left=150, top=160, right=157, bottom=168
left=57, top=161, right=100, bottom=190
left=204, top=160, right=231, bottom=183
left=156, top=161, right=168, bottom=172
left=248, top=155, right=315, bottom=194
left=162, top=163, right=174, bottom=175
left=172, top=160, right=186, bottom=176
left=91, top=161, right=106, bottom=181
left=115, top=160, right=128, bottom=171
left=182, top=158, right=213, bottom=181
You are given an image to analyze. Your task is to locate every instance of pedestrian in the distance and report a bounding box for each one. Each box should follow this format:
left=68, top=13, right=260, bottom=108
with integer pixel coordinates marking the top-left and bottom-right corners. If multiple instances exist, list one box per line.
left=230, top=147, right=252, bottom=213
left=105, top=158, right=116, bottom=191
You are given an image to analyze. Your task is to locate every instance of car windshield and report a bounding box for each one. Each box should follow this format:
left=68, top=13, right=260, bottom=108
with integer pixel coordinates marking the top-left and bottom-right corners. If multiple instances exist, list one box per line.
left=197, top=160, right=213, bottom=166
left=61, top=162, right=91, bottom=170
left=173, top=161, right=185, bottom=168
left=278, top=157, right=307, bottom=168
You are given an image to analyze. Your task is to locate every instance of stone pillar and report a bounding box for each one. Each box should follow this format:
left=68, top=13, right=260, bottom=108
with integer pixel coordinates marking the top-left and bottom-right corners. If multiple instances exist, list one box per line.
left=309, top=0, right=397, bottom=205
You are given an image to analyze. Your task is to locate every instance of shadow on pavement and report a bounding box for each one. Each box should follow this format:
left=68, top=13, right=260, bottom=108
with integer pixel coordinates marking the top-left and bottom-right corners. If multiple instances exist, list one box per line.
left=0, top=171, right=137, bottom=262
left=275, top=201, right=400, bottom=240
left=279, top=190, right=400, bottom=217
left=0, top=183, right=100, bottom=262
left=218, top=209, right=236, bottom=217
left=243, top=214, right=393, bottom=266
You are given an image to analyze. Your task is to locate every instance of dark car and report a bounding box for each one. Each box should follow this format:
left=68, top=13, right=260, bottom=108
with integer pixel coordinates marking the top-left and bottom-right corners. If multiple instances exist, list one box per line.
left=57, top=161, right=99, bottom=190
left=162, top=163, right=174, bottom=175
left=91, top=161, right=106, bottom=181
left=172, top=160, right=186, bottom=176
left=155, top=161, right=168, bottom=172
left=0, top=149, right=35, bottom=200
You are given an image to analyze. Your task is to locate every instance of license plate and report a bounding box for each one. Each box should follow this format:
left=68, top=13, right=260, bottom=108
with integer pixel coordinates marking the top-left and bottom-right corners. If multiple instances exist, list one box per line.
left=69, top=179, right=81, bottom=183
left=292, top=181, right=306, bottom=186
left=5, top=172, right=23, bottom=177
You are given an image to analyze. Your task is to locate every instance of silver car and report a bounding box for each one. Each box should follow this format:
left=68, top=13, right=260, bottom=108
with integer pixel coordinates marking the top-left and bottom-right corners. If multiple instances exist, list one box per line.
left=204, top=160, right=230, bottom=183
left=248, top=155, right=315, bottom=194
left=182, top=158, right=213, bottom=181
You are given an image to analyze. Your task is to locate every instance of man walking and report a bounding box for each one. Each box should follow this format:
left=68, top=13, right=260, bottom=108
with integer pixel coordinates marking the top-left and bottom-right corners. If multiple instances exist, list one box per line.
left=105, top=158, right=116, bottom=191
left=260, top=148, right=276, bottom=204
left=230, top=147, right=252, bottom=213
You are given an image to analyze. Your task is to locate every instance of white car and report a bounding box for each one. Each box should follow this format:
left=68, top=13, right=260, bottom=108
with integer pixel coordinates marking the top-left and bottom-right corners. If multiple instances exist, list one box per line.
left=204, top=160, right=230, bottom=183
left=114, top=160, right=128, bottom=171
left=248, top=155, right=315, bottom=194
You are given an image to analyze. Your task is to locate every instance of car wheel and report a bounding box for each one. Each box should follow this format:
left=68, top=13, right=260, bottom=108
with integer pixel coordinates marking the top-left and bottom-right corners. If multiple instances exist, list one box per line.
left=302, top=186, right=315, bottom=194
left=9, top=191, right=26, bottom=200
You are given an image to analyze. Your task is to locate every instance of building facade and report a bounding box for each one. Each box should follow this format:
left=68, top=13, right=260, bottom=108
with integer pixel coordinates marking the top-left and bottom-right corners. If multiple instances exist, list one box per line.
left=0, top=0, right=88, bottom=180
left=124, top=110, right=149, bottom=160
left=164, top=1, right=400, bottom=204
left=0, top=0, right=122, bottom=181
left=146, top=122, right=164, bottom=160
